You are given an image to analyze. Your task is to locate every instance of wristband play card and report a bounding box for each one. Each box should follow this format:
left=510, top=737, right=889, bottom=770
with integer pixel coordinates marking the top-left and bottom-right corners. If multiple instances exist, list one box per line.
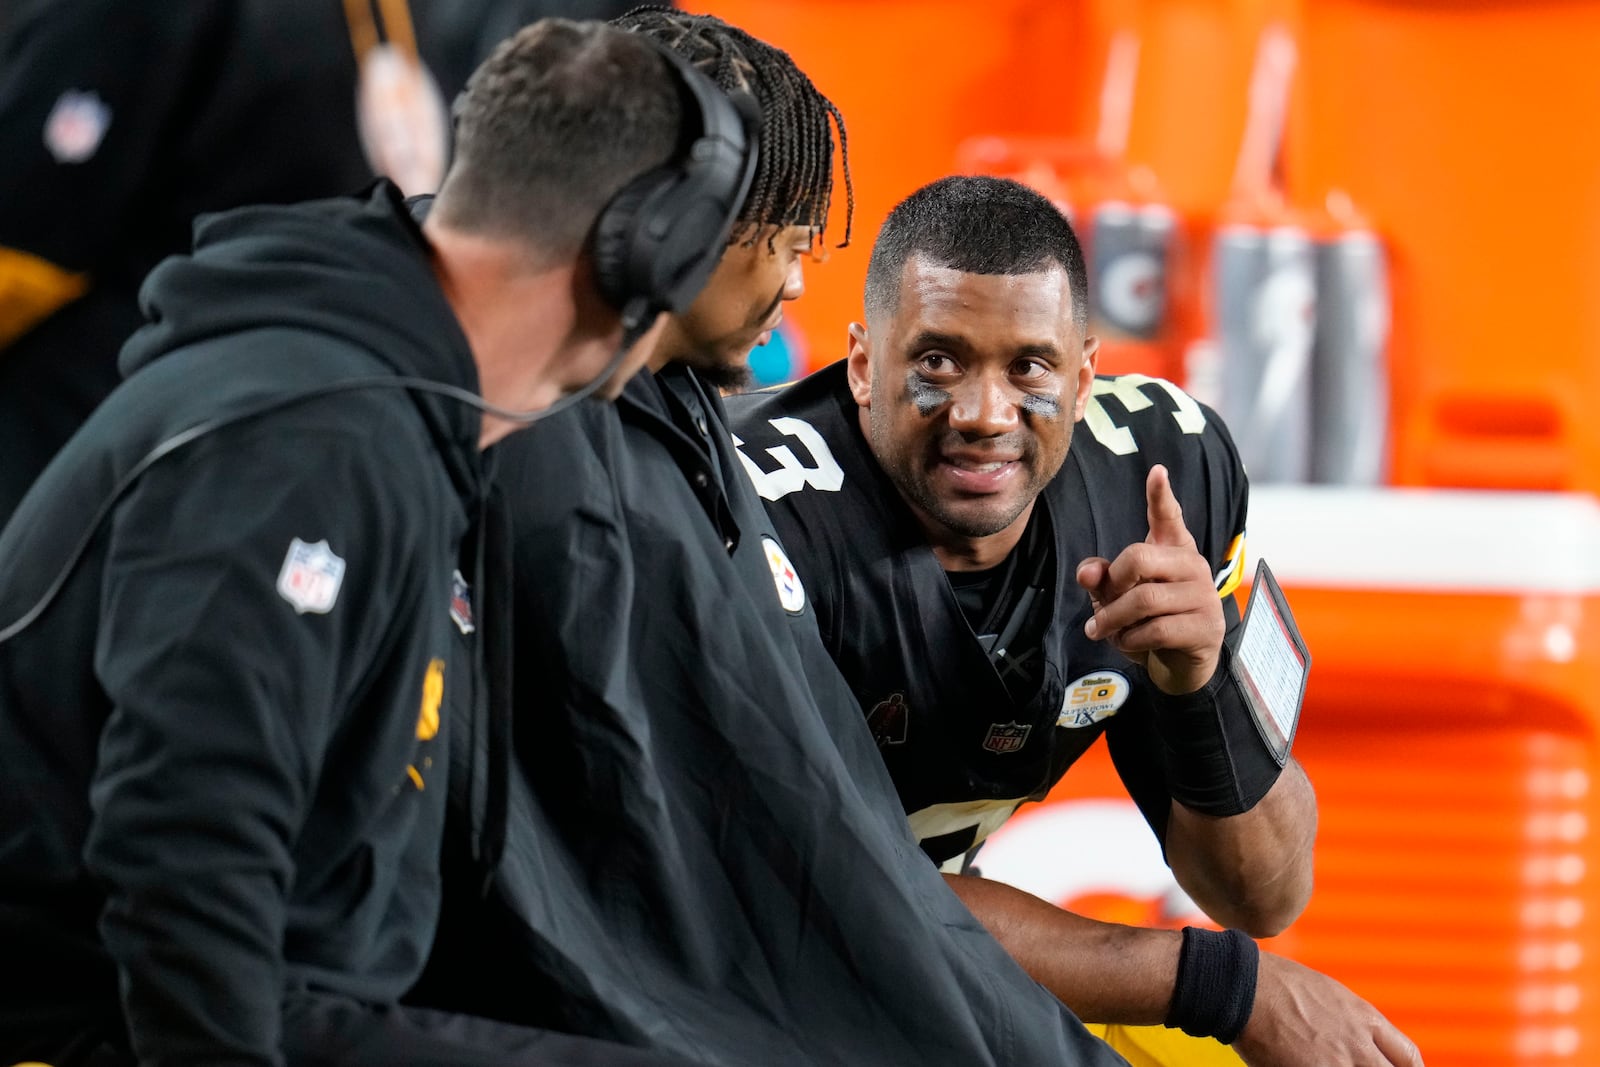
left=1234, top=559, right=1310, bottom=766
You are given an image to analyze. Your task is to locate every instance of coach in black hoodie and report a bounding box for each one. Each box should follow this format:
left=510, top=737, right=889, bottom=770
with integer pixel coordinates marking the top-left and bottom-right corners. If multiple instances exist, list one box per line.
left=0, top=20, right=708, bottom=1067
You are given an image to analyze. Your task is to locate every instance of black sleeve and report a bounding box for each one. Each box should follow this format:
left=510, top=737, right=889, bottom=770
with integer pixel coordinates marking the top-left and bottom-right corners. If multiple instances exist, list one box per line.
left=1195, top=400, right=1251, bottom=622
left=83, top=422, right=416, bottom=1067
left=1105, top=406, right=1252, bottom=849
left=1104, top=701, right=1174, bottom=848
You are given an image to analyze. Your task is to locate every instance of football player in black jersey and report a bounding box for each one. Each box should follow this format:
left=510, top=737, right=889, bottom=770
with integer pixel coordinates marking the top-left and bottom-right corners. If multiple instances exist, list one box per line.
left=727, top=176, right=1421, bottom=1067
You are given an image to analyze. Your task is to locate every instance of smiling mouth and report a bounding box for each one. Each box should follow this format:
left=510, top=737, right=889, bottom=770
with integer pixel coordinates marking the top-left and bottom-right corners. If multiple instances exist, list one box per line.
left=942, top=452, right=1020, bottom=470
left=934, top=455, right=1024, bottom=495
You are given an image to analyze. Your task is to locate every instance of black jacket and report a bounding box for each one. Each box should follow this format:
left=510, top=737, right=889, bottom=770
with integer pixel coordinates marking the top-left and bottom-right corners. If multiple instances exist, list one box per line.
left=414, top=366, right=1127, bottom=1067
left=0, top=184, right=484, bottom=1067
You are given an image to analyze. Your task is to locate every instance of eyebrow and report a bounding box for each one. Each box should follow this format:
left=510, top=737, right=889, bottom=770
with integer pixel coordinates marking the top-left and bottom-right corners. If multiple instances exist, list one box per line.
left=1013, top=342, right=1062, bottom=361
left=905, top=330, right=1062, bottom=362
left=906, top=329, right=970, bottom=353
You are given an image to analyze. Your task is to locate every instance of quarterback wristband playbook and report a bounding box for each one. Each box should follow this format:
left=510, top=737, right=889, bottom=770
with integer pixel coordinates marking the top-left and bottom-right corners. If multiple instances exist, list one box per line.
left=1153, top=560, right=1310, bottom=816
left=1165, top=927, right=1260, bottom=1043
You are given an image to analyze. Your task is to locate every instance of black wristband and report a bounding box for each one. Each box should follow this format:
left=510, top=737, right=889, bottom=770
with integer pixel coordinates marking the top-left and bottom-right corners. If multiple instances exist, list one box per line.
left=1165, top=926, right=1259, bottom=1044
left=1150, top=644, right=1284, bottom=816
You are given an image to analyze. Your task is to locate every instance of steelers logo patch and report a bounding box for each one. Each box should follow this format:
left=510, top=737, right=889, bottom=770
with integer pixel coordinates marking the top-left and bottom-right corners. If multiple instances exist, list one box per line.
left=1057, top=670, right=1131, bottom=729
left=762, top=536, right=806, bottom=614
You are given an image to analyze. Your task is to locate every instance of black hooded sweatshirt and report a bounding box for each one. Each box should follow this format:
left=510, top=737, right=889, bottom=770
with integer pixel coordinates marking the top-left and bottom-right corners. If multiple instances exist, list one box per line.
left=0, top=183, right=484, bottom=1067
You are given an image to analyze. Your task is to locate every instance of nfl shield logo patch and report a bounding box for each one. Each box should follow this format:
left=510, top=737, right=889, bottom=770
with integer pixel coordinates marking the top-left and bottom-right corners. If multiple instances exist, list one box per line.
left=448, top=569, right=475, bottom=634
left=276, top=538, right=346, bottom=615
left=982, top=721, right=1032, bottom=754
left=44, top=90, right=112, bottom=164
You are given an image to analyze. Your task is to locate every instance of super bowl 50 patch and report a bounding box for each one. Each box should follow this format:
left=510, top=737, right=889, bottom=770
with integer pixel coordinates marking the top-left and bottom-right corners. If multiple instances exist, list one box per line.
left=1057, top=670, right=1131, bottom=729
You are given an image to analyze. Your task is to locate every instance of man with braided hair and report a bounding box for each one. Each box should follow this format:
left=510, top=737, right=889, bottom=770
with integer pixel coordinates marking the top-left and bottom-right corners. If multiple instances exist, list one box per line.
left=605, top=4, right=853, bottom=390
left=413, top=10, right=1128, bottom=1067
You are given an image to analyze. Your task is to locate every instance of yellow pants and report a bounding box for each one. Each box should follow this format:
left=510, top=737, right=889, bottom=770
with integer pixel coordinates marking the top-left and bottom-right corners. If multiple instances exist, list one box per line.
left=1084, top=1023, right=1246, bottom=1066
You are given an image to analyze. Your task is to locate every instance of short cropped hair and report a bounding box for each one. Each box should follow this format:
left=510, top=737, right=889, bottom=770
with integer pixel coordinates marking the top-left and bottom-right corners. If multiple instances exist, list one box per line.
left=863, top=176, right=1088, bottom=330
left=433, top=19, right=682, bottom=266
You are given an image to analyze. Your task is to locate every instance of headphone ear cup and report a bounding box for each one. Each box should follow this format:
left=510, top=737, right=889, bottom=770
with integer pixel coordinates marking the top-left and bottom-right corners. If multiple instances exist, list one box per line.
left=591, top=171, right=666, bottom=311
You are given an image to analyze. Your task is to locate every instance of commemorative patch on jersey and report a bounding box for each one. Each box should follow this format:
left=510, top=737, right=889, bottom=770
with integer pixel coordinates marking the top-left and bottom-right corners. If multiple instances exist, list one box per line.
left=1058, top=670, right=1131, bottom=729
left=762, top=536, right=806, bottom=614
left=44, top=90, right=111, bottom=164
left=981, top=721, right=1032, bottom=754
left=449, top=569, right=475, bottom=635
left=276, top=538, right=345, bottom=615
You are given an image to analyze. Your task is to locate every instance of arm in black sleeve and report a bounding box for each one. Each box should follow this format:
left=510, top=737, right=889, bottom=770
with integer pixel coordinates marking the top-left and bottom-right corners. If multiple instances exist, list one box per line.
left=1112, top=412, right=1317, bottom=935
left=83, top=423, right=411, bottom=1067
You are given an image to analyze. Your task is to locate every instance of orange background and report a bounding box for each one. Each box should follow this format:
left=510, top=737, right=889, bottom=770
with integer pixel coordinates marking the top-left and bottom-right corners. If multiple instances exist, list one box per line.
left=699, top=0, right=1600, bottom=495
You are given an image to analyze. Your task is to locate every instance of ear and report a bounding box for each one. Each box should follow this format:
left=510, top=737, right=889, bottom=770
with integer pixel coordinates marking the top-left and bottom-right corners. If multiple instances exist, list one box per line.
left=1072, top=334, right=1100, bottom=422
left=846, top=322, right=873, bottom=410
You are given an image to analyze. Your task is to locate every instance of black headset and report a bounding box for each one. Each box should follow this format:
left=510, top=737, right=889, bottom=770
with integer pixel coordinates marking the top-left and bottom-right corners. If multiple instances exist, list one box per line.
left=590, top=36, right=762, bottom=334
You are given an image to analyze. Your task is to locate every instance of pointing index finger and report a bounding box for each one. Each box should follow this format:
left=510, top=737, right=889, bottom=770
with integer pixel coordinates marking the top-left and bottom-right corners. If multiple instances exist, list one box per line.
left=1145, top=464, right=1194, bottom=549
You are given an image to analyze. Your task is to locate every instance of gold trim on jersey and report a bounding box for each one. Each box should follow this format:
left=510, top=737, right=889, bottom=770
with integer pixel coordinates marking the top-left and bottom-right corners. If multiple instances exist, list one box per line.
left=1214, top=532, right=1246, bottom=599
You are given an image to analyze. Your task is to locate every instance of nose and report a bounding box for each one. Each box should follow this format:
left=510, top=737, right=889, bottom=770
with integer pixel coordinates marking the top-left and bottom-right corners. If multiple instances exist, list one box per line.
left=946, top=374, right=1019, bottom=437
left=782, top=254, right=805, bottom=302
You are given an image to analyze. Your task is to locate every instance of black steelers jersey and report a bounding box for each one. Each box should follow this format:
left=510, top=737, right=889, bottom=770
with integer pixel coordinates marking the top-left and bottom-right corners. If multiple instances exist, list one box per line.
left=725, top=361, right=1249, bottom=868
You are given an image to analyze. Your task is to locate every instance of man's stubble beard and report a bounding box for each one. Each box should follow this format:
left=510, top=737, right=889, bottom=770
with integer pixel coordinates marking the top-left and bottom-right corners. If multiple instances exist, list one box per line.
left=673, top=344, right=755, bottom=392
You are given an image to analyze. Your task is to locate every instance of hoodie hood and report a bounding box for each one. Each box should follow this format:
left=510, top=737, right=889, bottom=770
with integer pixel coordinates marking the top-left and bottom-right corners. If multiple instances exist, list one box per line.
left=123, top=181, right=482, bottom=497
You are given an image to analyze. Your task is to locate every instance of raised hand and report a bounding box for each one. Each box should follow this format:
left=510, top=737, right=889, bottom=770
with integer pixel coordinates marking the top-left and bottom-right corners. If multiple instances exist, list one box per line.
left=1235, top=951, right=1424, bottom=1067
left=1075, top=464, right=1225, bottom=694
